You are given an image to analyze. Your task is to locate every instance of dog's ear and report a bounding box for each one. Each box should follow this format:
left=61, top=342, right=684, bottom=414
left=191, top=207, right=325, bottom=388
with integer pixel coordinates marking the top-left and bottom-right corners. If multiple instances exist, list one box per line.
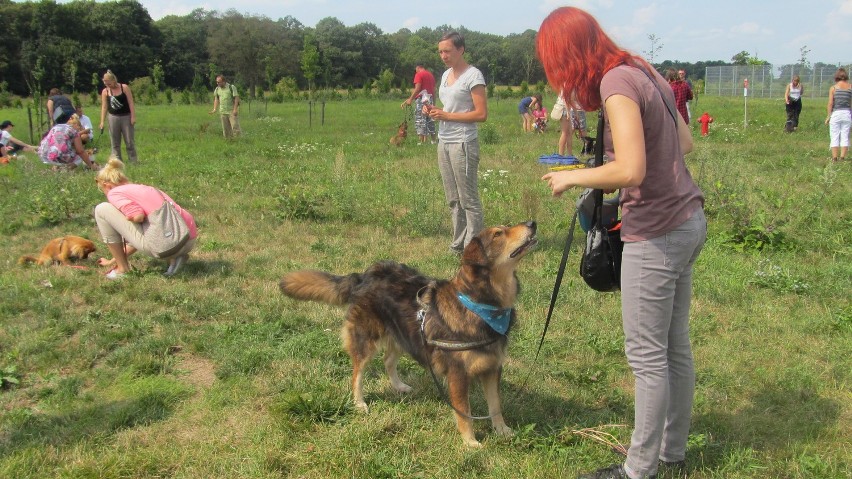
left=461, top=237, right=489, bottom=267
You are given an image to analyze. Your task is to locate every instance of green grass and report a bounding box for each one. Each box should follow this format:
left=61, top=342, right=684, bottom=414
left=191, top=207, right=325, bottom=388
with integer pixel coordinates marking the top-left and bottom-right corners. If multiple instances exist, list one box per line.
left=1, top=95, right=849, bottom=478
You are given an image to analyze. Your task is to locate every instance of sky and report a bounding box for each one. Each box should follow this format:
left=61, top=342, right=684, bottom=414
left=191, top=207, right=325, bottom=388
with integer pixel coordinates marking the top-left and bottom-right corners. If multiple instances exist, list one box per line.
left=137, top=0, right=852, bottom=67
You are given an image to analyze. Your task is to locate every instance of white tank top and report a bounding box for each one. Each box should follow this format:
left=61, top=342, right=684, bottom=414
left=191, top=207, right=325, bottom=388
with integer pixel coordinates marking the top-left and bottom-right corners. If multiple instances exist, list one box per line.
left=789, top=83, right=802, bottom=101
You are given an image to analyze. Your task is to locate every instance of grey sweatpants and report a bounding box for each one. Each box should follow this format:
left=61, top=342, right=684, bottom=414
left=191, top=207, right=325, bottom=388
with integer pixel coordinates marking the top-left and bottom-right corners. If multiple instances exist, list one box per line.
left=437, top=140, right=483, bottom=250
left=107, top=113, right=137, bottom=163
left=622, top=208, right=707, bottom=479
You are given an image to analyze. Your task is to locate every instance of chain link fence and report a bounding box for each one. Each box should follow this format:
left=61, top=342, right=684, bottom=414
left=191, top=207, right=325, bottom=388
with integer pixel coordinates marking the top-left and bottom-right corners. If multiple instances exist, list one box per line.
left=703, top=65, right=852, bottom=98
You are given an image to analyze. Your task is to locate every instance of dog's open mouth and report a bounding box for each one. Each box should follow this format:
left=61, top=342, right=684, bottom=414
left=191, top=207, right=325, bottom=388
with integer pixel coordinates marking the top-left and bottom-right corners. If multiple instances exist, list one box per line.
left=510, top=235, right=538, bottom=258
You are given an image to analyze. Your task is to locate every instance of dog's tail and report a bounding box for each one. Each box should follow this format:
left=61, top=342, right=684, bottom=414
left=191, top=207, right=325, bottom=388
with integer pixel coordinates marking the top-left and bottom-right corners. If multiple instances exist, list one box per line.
left=18, top=255, right=38, bottom=265
left=280, top=270, right=361, bottom=306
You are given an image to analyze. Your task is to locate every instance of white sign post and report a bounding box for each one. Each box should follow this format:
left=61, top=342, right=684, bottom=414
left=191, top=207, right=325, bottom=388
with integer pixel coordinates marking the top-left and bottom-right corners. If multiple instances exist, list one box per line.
left=743, top=78, right=749, bottom=128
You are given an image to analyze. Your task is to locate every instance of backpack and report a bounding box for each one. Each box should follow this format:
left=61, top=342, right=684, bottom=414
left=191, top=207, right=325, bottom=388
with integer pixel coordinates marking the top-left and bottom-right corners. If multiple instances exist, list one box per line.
left=217, top=84, right=237, bottom=100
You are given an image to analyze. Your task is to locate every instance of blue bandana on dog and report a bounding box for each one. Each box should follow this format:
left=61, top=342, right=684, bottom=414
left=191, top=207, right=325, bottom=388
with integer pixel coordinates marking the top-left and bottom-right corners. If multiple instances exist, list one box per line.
left=457, top=293, right=512, bottom=335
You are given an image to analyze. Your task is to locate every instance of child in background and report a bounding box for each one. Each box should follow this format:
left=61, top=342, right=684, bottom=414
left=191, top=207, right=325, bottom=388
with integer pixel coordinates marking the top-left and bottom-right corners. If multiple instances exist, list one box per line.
left=532, top=103, right=548, bottom=133
left=698, top=112, right=713, bottom=137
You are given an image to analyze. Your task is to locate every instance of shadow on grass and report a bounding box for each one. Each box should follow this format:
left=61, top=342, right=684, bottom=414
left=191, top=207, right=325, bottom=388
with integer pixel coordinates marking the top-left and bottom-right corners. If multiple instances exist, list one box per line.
left=183, top=259, right=234, bottom=278
left=690, top=381, right=842, bottom=469
left=0, top=392, right=179, bottom=457
left=356, top=370, right=630, bottom=445
left=136, top=259, right=233, bottom=278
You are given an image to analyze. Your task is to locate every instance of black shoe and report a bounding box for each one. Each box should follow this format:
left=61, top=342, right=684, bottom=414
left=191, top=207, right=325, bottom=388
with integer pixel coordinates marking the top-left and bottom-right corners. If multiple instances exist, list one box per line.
left=578, top=464, right=635, bottom=479
left=658, top=460, right=686, bottom=478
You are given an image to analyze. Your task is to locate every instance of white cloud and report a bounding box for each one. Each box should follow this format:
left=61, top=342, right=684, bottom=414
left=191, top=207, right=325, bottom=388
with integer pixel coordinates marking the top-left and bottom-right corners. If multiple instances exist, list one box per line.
left=730, top=22, right=761, bottom=35
left=538, top=0, right=614, bottom=15
left=632, top=3, right=658, bottom=26
left=402, top=16, right=420, bottom=29
left=839, top=0, right=852, bottom=15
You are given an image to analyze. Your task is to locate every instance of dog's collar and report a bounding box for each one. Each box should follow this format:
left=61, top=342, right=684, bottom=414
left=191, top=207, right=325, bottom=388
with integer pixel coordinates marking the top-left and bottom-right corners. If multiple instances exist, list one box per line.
left=456, top=293, right=512, bottom=335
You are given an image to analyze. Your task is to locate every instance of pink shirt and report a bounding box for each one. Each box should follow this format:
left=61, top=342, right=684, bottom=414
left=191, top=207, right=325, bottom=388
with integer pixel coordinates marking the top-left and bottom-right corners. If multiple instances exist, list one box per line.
left=107, top=183, right=198, bottom=239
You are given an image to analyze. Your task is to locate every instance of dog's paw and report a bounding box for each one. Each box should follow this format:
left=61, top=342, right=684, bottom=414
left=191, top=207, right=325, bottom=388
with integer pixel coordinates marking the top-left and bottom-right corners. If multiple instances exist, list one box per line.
left=354, top=401, right=369, bottom=413
left=391, top=382, right=413, bottom=394
left=493, top=424, right=514, bottom=437
left=463, top=437, right=483, bottom=448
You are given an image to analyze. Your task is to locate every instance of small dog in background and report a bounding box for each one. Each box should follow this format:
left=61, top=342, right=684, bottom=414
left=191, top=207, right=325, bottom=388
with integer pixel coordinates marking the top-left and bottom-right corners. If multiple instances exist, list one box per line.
left=18, top=235, right=96, bottom=266
left=389, top=120, right=408, bottom=146
left=581, top=136, right=596, bottom=155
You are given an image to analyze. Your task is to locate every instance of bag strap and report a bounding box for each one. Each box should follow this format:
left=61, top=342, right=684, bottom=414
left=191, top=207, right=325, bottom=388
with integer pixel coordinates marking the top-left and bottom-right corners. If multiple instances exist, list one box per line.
left=592, top=109, right=606, bottom=223
left=636, top=66, right=678, bottom=126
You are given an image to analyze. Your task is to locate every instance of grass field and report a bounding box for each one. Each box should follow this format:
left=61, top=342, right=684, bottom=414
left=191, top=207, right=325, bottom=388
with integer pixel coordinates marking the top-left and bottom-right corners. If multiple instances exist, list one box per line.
left=0, top=94, right=849, bottom=478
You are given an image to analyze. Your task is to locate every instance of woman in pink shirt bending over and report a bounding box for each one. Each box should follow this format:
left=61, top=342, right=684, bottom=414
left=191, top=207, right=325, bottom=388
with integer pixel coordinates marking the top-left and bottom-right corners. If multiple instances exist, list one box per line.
left=94, top=157, right=198, bottom=279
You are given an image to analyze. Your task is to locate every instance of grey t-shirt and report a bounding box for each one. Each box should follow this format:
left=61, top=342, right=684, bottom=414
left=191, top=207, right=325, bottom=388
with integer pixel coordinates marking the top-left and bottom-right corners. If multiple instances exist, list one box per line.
left=437, top=66, right=486, bottom=143
left=600, top=64, right=704, bottom=242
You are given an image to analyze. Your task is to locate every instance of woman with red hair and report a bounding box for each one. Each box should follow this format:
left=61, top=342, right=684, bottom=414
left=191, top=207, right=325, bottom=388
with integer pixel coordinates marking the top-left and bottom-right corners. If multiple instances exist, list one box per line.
left=538, top=7, right=706, bottom=479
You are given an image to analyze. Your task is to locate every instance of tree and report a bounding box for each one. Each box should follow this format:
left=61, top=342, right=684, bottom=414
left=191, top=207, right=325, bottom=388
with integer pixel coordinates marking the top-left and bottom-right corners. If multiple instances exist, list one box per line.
left=644, top=34, right=664, bottom=65
left=156, top=10, right=211, bottom=89
left=798, top=45, right=811, bottom=70
left=301, top=34, right=320, bottom=94
left=151, top=61, right=164, bottom=91
left=731, top=51, right=751, bottom=65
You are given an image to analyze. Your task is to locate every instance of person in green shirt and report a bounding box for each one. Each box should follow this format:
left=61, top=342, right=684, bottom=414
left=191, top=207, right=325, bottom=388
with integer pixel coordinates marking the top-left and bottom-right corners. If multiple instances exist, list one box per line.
left=209, top=75, right=241, bottom=139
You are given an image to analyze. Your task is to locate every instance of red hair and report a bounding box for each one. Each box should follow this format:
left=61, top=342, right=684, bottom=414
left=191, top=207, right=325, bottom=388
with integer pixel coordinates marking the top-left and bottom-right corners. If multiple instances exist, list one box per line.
left=537, top=7, right=651, bottom=111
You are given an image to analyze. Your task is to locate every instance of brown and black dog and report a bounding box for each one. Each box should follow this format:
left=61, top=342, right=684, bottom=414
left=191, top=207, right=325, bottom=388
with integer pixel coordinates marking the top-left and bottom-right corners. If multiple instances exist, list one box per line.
left=389, top=120, right=408, bottom=146
left=280, top=222, right=537, bottom=446
left=18, top=235, right=96, bottom=266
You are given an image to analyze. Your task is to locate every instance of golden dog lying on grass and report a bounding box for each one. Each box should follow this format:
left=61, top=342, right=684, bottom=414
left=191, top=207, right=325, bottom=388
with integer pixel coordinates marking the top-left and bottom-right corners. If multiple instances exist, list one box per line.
left=18, top=235, right=96, bottom=266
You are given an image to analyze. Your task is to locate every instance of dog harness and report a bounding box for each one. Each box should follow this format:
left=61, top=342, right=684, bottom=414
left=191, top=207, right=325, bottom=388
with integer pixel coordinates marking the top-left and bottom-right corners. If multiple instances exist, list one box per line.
left=415, top=285, right=500, bottom=351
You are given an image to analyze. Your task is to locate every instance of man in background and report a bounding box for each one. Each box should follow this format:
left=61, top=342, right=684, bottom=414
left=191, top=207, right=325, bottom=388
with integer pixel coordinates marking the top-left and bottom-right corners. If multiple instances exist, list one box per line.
left=75, top=105, right=95, bottom=146
left=678, top=69, right=694, bottom=123
left=401, top=63, right=437, bottom=145
left=209, top=75, right=241, bottom=139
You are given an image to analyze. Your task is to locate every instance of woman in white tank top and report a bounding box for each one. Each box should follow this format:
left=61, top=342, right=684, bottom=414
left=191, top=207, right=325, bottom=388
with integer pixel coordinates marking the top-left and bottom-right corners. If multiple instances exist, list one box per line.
left=785, top=75, right=803, bottom=130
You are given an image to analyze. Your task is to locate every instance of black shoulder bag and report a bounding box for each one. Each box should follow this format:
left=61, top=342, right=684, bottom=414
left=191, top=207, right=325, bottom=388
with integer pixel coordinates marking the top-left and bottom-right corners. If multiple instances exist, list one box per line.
left=579, top=110, right=623, bottom=292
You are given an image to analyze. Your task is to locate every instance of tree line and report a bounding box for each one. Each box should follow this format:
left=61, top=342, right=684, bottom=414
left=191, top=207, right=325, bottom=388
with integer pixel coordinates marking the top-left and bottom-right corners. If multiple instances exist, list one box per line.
left=0, top=0, right=542, bottom=98
left=0, top=0, right=829, bottom=100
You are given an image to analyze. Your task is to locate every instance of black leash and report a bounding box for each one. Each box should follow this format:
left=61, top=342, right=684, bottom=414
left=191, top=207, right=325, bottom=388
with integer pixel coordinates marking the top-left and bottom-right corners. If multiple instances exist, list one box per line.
left=535, top=209, right=579, bottom=360
left=536, top=109, right=605, bottom=359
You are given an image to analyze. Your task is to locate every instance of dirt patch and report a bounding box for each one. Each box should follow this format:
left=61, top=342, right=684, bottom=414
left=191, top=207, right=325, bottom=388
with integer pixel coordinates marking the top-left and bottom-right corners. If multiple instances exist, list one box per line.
left=175, top=352, right=217, bottom=390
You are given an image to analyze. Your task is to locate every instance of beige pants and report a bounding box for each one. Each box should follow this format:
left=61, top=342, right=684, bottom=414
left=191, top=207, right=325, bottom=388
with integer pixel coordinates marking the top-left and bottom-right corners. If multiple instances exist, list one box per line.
left=220, top=113, right=241, bottom=139
left=94, top=202, right=195, bottom=260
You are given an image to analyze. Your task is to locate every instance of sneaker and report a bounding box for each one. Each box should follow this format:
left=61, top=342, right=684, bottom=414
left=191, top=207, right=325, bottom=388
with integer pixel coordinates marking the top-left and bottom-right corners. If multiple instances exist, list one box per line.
left=164, top=254, right=188, bottom=277
left=658, top=460, right=686, bottom=478
left=105, top=268, right=125, bottom=280
left=577, top=464, right=633, bottom=479
left=579, top=464, right=657, bottom=479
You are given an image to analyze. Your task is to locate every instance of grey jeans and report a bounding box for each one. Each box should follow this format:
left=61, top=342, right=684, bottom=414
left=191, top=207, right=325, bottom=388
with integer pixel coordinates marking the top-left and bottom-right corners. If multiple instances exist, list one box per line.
left=622, top=208, right=706, bottom=479
left=107, top=113, right=137, bottom=163
left=437, top=140, right=483, bottom=250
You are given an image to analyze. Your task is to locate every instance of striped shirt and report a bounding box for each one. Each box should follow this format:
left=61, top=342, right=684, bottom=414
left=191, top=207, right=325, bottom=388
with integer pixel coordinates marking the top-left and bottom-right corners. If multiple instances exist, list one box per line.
left=832, top=87, right=852, bottom=111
